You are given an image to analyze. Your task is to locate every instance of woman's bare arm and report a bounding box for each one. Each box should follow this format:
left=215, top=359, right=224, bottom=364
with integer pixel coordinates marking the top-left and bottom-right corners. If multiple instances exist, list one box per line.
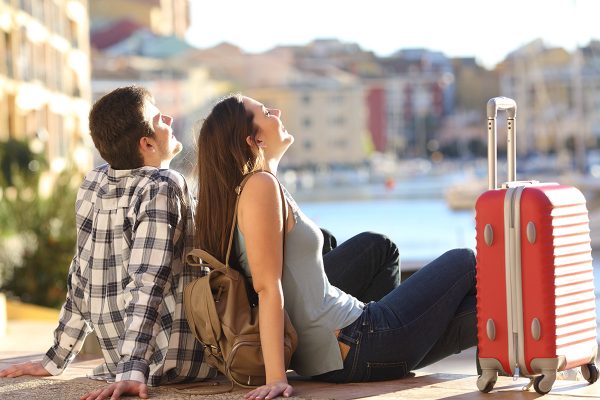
left=238, top=172, right=292, bottom=399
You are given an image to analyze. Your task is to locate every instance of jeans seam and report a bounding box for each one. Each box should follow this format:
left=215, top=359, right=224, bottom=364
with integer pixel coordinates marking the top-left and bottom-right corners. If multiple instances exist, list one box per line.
left=453, top=308, right=476, bottom=319
left=345, top=330, right=362, bottom=382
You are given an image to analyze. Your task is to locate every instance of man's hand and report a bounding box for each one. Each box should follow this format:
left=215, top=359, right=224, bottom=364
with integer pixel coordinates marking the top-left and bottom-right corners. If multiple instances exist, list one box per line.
left=0, top=361, right=51, bottom=378
left=80, top=380, right=148, bottom=400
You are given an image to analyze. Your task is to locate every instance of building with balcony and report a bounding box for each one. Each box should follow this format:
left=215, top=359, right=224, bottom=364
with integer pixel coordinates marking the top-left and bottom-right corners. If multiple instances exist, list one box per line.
left=498, top=39, right=579, bottom=156
left=380, top=49, right=455, bottom=157
left=90, top=0, right=189, bottom=39
left=0, top=0, right=92, bottom=172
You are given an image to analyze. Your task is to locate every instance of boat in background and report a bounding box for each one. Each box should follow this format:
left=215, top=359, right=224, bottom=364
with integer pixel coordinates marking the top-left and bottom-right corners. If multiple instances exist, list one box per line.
left=444, top=178, right=486, bottom=211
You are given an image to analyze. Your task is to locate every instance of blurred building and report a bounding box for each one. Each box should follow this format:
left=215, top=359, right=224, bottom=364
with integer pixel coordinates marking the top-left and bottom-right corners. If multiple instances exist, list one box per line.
left=434, top=57, right=499, bottom=155
left=247, top=70, right=368, bottom=169
left=498, top=39, right=580, bottom=156
left=581, top=40, right=600, bottom=142
left=0, top=0, right=92, bottom=172
left=182, top=42, right=369, bottom=168
left=452, top=57, right=499, bottom=113
left=364, top=81, right=387, bottom=152
left=90, top=0, right=188, bottom=39
left=380, top=49, right=455, bottom=157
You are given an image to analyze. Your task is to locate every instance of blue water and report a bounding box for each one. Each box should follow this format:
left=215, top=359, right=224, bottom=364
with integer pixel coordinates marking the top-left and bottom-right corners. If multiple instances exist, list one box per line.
left=300, top=198, right=476, bottom=264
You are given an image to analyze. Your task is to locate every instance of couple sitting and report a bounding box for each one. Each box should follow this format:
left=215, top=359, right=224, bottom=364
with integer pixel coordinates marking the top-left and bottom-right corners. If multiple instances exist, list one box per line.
left=0, top=86, right=477, bottom=400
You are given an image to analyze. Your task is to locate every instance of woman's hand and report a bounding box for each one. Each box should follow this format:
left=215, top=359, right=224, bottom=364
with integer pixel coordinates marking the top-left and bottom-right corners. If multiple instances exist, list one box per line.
left=244, top=380, right=293, bottom=400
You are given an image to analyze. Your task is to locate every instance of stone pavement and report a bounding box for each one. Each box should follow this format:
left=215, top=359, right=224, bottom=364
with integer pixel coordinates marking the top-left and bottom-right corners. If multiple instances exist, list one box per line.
left=1, top=321, right=599, bottom=399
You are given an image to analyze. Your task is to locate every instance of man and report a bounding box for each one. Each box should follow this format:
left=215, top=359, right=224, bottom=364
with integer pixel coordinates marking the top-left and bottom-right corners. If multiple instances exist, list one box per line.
left=0, top=86, right=213, bottom=399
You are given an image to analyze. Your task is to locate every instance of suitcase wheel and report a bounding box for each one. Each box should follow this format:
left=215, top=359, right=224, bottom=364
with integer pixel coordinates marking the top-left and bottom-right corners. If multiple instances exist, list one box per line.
left=533, top=375, right=553, bottom=395
left=581, top=363, right=599, bottom=385
left=477, top=371, right=497, bottom=393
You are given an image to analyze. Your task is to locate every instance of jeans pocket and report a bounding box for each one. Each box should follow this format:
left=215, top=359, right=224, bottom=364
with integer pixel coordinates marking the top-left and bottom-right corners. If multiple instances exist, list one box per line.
left=365, top=361, right=408, bottom=381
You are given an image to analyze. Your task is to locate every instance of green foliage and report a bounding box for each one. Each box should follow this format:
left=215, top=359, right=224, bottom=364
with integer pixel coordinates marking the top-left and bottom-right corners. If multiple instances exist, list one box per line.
left=2, top=140, right=44, bottom=185
left=0, top=138, right=78, bottom=308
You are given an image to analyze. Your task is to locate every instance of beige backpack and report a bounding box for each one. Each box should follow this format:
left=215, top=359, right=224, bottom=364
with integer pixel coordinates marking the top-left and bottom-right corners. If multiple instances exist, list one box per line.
left=183, top=172, right=298, bottom=388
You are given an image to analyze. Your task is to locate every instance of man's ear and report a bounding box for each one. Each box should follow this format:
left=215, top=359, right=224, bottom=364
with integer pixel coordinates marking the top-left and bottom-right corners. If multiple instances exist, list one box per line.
left=138, top=136, right=160, bottom=167
left=139, top=136, right=156, bottom=156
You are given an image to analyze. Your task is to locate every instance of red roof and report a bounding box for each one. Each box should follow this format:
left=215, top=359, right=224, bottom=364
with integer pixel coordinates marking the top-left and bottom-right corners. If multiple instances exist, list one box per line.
left=91, top=19, right=143, bottom=50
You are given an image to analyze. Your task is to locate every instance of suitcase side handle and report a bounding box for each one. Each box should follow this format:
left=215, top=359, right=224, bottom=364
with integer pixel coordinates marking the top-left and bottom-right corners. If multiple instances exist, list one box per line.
left=487, top=97, right=517, bottom=190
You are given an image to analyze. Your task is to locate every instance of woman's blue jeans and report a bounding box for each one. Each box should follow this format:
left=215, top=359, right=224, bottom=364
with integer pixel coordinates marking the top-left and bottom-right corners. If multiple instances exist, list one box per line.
left=323, top=231, right=400, bottom=303
left=315, top=248, right=477, bottom=383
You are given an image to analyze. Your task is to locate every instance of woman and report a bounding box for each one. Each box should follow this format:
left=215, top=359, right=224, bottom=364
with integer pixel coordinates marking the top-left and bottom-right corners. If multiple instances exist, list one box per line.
left=195, top=94, right=477, bottom=399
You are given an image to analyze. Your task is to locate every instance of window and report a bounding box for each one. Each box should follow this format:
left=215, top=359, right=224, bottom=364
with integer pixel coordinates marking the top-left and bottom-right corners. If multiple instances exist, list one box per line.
left=17, top=28, right=33, bottom=81
left=4, top=32, right=12, bottom=78
left=0, top=94, right=7, bottom=139
left=55, top=50, right=64, bottom=92
left=34, top=42, right=45, bottom=83
left=332, top=138, right=348, bottom=148
left=331, top=115, right=345, bottom=126
left=330, top=94, right=343, bottom=104
left=48, top=112, right=66, bottom=160
left=68, top=18, right=78, bottom=47
left=31, top=0, right=44, bottom=21
left=19, top=0, right=33, bottom=15
left=70, top=69, right=80, bottom=97
left=7, top=94, right=15, bottom=137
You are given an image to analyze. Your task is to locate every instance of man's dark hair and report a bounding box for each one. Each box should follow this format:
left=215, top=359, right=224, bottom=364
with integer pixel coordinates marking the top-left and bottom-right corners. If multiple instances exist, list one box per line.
left=89, top=86, right=154, bottom=169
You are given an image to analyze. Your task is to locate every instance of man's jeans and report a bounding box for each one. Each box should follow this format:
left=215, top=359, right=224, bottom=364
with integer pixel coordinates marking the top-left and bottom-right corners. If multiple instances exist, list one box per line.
left=322, top=231, right=400, bottom=303
left=315, top=248, right=477, bottom=382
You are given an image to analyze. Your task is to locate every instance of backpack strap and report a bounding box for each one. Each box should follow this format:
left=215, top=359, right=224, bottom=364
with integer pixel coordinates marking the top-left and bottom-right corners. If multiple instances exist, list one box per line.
left=224, top=170, right=288, bottom=269
left=186, top=248, right=231, bottom=276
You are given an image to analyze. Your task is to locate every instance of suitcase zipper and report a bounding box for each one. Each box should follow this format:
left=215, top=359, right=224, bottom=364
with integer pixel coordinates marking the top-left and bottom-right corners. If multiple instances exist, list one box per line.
left=509, top=188, right=520, bottom=380
left=507, top=186, right=528, bottom=379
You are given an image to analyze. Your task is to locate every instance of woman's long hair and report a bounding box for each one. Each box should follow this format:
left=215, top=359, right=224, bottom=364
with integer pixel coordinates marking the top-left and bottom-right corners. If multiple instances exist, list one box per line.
left=195, top=94, right=265, bottom=264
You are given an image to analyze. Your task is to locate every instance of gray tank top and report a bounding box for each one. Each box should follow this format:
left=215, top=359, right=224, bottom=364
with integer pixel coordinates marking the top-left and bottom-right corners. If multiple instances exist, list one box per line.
left=236, top=186, right=364, bottom=376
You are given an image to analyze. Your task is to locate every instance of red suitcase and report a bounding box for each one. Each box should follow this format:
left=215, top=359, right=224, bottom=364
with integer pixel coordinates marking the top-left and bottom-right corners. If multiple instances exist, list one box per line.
left=475, top=97, right=599, bottom=394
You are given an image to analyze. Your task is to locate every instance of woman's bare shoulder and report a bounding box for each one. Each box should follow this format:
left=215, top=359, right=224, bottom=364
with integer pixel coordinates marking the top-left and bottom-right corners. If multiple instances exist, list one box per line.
left=241, top=172, right=280, bottom=201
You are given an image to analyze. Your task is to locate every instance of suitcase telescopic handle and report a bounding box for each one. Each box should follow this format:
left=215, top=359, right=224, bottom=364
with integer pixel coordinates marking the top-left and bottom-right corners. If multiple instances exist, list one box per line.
left=486, top=97, right=517, bottom=190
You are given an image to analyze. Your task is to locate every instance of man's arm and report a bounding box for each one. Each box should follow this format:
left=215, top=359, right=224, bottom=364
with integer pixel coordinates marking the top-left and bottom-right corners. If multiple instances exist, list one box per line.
left=0, top=257, right=91, bottom=378
left=43, top=257, right=92, bottom=374
left=115, top=180, right=181, bottom=383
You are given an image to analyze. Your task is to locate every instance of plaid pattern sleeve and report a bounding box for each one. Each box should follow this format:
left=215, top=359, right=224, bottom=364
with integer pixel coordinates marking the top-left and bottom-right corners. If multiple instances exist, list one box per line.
left=41, top=257, right=93, bottom=375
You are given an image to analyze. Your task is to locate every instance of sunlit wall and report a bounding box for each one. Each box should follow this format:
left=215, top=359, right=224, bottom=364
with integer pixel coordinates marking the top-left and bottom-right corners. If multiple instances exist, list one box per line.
left=0, top=0, right=92, bottom=173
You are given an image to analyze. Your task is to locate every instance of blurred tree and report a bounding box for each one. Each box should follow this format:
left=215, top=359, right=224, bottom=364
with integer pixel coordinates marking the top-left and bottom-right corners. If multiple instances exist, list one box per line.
left=0, top=138, right=78, bottom=308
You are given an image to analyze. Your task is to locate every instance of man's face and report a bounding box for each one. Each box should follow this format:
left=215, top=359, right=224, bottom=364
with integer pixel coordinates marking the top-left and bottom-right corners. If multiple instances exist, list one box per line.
left=143, top=99, right=182, bottom=164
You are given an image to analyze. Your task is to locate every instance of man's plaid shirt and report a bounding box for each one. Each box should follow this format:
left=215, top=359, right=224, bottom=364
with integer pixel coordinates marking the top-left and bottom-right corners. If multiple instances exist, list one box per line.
left=41, top=164, right=214, bottom=385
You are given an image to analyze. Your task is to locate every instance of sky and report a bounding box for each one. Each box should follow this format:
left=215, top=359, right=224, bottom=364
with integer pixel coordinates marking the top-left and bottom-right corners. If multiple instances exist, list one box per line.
left=186, top=0, right=600, bottom=69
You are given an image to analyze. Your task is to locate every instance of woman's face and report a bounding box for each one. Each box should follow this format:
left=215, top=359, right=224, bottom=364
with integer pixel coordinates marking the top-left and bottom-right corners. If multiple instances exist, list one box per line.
left=242, top=96, right=294, bottom=157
